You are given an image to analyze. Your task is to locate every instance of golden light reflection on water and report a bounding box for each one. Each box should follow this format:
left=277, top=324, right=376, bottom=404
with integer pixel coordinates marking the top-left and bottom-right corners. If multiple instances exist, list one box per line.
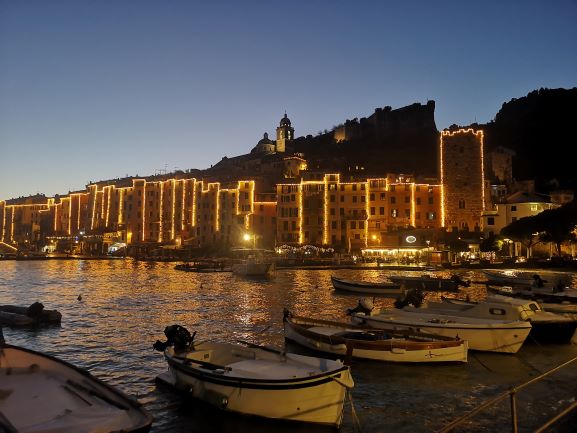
left=1, top=260, right=576, bottom=433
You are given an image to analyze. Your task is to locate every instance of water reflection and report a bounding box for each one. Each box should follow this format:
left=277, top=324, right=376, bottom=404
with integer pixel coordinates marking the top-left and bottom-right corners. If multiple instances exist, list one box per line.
left=1, top=260, right=576, bottom=432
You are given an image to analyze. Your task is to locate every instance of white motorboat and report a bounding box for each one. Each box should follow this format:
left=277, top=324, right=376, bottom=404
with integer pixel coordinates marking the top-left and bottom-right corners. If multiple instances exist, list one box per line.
left=348, top=299, right=531, bottom=353
left=330, top=275, right=403, bottom=296
left=0, top=344, right=153, bottom=433
left=283, top=310, right=468, bottom=363
left=434, top=295, right=577, bottom=344
left=153, top=325, right=354, bottom=427
left=488, top=285, right=577, bottom=305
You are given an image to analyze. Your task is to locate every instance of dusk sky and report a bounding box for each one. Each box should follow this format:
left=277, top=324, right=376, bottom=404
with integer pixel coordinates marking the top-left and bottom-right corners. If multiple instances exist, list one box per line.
left=1, top=0, right=576, bottom=200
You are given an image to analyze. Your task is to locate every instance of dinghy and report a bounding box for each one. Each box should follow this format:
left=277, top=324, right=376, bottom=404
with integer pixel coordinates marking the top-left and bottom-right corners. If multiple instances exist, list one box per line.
left=0, top=344, right=152, bottom=433
left=153, top=325, right=353, bottom=427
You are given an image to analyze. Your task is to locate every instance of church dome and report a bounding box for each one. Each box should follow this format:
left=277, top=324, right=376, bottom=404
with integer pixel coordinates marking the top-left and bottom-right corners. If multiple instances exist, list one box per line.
left=251, top=132, right=275, bottom=154
left=257, top=132, right=274, bottom=145
left=279, top=113, right=291, bottom=127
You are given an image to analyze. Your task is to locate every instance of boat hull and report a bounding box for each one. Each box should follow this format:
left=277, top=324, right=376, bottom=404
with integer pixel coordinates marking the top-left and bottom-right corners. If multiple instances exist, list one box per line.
left=388, top=276, right=460, bottom=291
left=527, top=321, right=577, bottom=344
left=163, top=344, right=352, bottom=427
left=331, top=276, right=402, bottom=296
left=0, top=344, right=152, bottom=433
left=231, top=262, right=275, bottom=277
left=351, top=312, right=531, bottom=353
left=283, top=317, right=467, bottom=363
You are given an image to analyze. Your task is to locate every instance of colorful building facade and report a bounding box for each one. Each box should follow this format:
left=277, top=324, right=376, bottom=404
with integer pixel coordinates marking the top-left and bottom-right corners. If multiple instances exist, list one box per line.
left=1, top=129, right=490, bottom=254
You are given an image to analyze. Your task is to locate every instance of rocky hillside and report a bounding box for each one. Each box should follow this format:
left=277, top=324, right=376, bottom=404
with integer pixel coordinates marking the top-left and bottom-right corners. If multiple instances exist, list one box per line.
left=480, top=87, right=577, bottom=192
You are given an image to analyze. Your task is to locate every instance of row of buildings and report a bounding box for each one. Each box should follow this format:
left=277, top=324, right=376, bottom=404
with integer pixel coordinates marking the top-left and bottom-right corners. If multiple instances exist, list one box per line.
left=1, top=113, right=570, bottom=258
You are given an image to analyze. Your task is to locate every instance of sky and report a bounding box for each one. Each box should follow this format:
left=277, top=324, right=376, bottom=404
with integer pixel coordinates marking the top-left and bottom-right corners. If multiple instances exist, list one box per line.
left=1, top=0, right=576, bottom=200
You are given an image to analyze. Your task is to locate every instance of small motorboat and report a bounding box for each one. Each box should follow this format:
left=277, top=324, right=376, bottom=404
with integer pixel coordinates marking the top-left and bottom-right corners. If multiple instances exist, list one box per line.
left=348, top=298, right=532, bottom=353
left=283, top=310, right=468, bottom=363
left=0, top=343, right=153, bottom=433
left=488, top=285, right=577, bottom=305
left=174, top=259, right=229, bottom=273
left=436, top=295, right=577, bottom=344
left=330, top=275, right=403, bottom=296
left=153, top=325, right=353, bottom=427
left=481, top=270, right=540, bottom=287
left=0, top=302, right=62, bottom=327
left=231, top=260, right=275, bottom=277
left=388, top=274, right=470, bottom=291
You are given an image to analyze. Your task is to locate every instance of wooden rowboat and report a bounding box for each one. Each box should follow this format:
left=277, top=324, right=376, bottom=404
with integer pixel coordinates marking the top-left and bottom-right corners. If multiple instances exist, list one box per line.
left=283, top=310, right=468, bottom=363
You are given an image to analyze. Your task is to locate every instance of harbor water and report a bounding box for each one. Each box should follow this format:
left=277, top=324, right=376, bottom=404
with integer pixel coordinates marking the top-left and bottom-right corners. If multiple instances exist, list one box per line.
left=1, top=260, right=576, bottom=432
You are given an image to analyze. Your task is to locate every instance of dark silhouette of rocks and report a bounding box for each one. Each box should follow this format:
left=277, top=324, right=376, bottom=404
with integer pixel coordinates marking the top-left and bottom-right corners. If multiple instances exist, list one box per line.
left=472, top=88, right=577, bottom=192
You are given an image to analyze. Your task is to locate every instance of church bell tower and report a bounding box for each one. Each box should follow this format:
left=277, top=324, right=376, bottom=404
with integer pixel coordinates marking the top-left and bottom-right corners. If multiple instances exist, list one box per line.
left=275, top=112, right=294, bottom=153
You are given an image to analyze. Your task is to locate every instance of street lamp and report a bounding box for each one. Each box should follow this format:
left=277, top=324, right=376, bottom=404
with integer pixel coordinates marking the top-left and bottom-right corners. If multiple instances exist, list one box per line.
left=243, top=233, right=256, bottom=248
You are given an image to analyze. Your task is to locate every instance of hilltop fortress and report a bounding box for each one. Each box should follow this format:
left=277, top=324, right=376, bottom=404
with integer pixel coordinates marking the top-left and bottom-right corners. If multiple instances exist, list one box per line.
left=1, top=100, right=563, bottom=257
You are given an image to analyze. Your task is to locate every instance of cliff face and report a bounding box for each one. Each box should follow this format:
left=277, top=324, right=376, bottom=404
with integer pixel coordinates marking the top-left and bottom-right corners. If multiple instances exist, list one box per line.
left=292, top=101, right=439, bottom=178
left=482, top=88, right=577, bottom=192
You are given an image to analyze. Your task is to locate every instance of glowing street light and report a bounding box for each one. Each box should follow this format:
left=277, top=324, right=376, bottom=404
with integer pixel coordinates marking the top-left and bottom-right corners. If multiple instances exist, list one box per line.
left=243, top=232, right=256, bottom=248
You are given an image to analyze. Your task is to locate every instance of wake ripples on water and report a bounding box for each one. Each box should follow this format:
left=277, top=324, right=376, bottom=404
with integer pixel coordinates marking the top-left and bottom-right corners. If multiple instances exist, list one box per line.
left=1, top=260, right=576, bottom=432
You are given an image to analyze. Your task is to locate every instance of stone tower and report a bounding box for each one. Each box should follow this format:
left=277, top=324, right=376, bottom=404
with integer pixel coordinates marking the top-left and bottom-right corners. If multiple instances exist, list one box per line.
left=440, top=129, right=486, bottom=232
left=275, top=113, right=294, bottom=153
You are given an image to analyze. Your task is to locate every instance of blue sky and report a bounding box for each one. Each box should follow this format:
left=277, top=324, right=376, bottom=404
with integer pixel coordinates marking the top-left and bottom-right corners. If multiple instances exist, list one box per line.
left=1, top=0, right=576, bottom=199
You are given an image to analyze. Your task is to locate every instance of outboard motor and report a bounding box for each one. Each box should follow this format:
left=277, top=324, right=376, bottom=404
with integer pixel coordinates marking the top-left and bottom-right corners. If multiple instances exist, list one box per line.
left=153, top=325, right=196, bottom=353
left=450, top=274, right=471, bottom=288
left=532, top=274, right=545, bottom=288
left=394, top=288, right=425, bottom=309
left=26, top=302, right=45, bottom=320
left=346, top=297, right=374, bottom=316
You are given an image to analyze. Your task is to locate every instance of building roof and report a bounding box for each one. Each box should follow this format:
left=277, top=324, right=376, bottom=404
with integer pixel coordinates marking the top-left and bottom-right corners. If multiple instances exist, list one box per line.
left=505, top=191, right=550, bottom=204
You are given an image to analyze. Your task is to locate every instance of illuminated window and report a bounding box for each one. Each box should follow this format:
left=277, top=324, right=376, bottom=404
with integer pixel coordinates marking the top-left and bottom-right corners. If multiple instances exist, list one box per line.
left=391, top=209, right=398, bottom=217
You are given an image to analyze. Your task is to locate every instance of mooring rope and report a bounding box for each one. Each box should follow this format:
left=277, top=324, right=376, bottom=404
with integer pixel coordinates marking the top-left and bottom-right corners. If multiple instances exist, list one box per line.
left=347, top=390, right=363, bottom=433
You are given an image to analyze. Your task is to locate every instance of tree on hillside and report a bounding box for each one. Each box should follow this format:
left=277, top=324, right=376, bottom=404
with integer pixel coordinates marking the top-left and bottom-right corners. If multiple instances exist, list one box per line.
left=500, top=215, right=543, bottom=258
left=480, top=234, right=502, bottom=253
left=537, top=203, right=577, bottom=256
